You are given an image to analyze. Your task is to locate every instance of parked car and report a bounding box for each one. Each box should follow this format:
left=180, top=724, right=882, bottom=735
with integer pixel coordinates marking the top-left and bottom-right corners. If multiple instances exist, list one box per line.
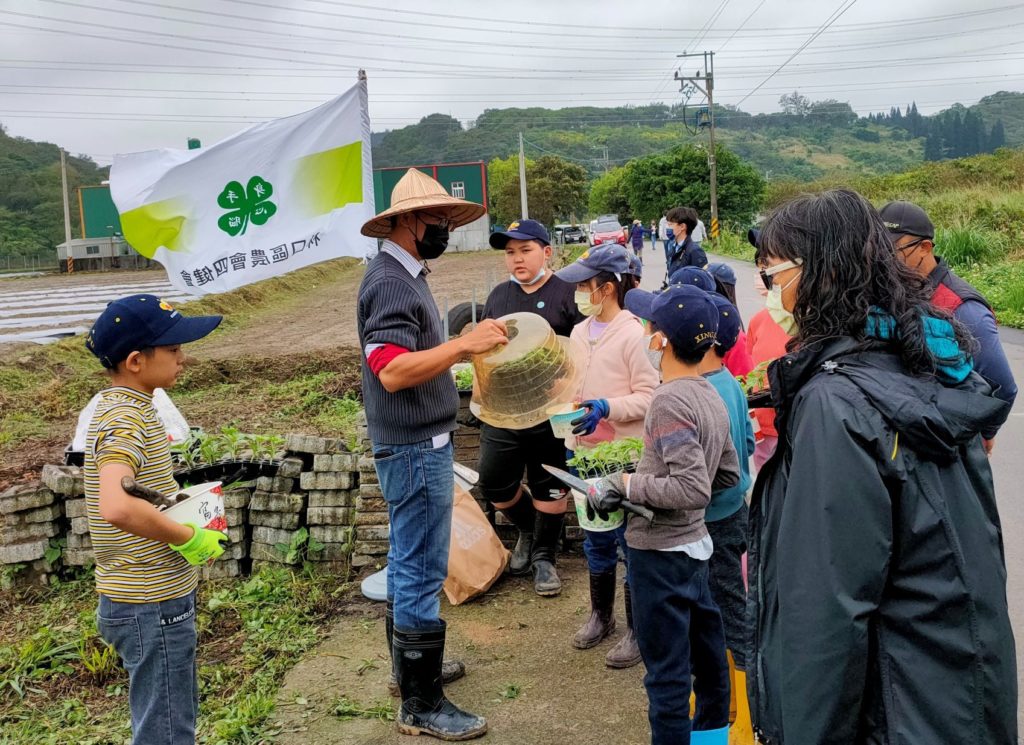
left=554, top=224, right=587, bottom=244
left=590, top=219, right=627, bottom=246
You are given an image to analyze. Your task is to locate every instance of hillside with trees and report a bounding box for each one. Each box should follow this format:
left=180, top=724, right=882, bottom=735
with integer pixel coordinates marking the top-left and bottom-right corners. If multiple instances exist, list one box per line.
left=2, top=91, right=1021, bottom=258
left=0, top=124, right=107, bottom=258
left=372, top=91, right=1024, bottom=183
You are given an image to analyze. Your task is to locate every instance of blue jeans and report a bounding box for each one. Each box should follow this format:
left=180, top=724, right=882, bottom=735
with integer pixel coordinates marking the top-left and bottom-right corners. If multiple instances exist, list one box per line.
left=583, top=526, right=628, bottom=574
left=629, top=549, right=730, bottom=745
left=373, top=437, right=454, bottom=631
left=97, top=591, right=198, bottom=745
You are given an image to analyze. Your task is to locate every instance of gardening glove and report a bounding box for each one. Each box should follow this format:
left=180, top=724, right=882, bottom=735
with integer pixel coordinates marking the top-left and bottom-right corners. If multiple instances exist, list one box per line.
left=170, top=522, right=228, bottom=566
left=586, top=471, right=627, bottom=522
left=571, top=399, right=610, bottom=436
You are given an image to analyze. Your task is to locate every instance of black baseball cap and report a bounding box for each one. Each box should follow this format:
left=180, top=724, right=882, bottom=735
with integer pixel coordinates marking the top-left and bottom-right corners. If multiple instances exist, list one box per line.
left=625, top=284, right=719, bottom=355
left=879, top=201, right=935, bottom=241
left=709, top=293, right=741, bottom=352
left=85, top=294, right=222, bottom=369
left=747, top=228, right=761, bottom=248
left=489, top=218, right=550, bottom=249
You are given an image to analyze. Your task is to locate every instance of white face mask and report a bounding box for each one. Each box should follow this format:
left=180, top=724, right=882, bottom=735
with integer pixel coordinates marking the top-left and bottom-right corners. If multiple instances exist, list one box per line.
left=765, top=272, right=801, bottom=335
left=509, top=266, right=546, bottom=286
left=574, top=286, right=604, bottom=317
left=643, top=334, right=667, bottom=371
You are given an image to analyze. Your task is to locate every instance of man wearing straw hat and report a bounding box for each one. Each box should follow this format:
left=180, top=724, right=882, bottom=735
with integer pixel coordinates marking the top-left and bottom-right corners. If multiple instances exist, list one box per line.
left=358, top=169, right=507, bottom=740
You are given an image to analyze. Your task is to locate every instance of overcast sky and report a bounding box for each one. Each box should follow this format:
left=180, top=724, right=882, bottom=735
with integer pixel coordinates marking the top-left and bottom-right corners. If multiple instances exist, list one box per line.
left=1, top=0, right=1022, bottom=165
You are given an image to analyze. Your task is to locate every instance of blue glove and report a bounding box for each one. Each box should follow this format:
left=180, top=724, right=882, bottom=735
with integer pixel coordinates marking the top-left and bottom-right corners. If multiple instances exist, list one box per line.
left=586, top=472, right=627, bottom=521
left=571, top=399, right=610, bottom=436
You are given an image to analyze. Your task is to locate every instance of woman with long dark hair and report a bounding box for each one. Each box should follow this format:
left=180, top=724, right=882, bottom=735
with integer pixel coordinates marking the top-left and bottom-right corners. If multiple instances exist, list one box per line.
left=748, top=189, right=1017, bottom=744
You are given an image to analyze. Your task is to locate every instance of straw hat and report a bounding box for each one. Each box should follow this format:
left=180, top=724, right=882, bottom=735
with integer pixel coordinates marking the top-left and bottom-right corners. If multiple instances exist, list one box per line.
left=361, top=168, right=487, bottom=238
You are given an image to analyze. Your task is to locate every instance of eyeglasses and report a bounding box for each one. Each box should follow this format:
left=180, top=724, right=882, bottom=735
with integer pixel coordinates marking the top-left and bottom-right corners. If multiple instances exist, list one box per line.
left=419, top=213, right=452, bottom=230
left=759, top=259, right=803, bottom=290
left=896, top=238, right=926, bottom=253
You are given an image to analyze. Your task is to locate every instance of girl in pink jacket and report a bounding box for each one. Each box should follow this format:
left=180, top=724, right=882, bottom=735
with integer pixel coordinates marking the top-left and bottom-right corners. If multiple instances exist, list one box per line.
left=555, top=244, right=659, bottom=669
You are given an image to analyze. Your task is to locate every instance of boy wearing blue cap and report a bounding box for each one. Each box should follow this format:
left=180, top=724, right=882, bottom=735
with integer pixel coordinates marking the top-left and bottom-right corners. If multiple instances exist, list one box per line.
left=555, top=244, right=658, bottom=668
left=586, top=284, right=739, bottom=744
left=701, top=294, right=756, bottom=740
left=84, top=294, right=224, bottom=745
left=478, top=219, right=584, bottom=596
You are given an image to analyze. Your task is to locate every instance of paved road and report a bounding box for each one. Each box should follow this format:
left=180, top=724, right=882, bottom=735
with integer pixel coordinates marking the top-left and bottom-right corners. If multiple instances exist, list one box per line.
left=642, top=241, right=1024, bottom=719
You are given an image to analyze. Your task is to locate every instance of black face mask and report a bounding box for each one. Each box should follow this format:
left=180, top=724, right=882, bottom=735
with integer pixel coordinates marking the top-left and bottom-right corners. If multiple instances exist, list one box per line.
left=416, top=223, right=450, bottom=260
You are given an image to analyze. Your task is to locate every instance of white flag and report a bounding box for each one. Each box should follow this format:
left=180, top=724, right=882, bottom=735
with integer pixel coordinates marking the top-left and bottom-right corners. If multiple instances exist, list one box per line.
left=110, top=79, right=376, bottom=296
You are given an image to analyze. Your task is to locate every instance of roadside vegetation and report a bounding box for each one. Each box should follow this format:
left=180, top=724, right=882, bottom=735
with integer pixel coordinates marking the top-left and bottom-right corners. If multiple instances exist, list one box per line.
left=710, top=148, right=1024, bottom=327
left=0, top=565, right=355, bottom=744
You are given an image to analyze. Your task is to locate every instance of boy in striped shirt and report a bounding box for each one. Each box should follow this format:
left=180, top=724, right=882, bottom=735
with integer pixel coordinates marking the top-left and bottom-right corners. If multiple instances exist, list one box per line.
left=84, top=294, right=224, bottom=745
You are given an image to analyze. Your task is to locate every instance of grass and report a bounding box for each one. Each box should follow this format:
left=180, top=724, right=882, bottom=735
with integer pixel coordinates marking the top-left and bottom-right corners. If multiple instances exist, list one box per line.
left=962, top=261, right=1024, bottom=328
left=0, top=565, right=355, bottom=744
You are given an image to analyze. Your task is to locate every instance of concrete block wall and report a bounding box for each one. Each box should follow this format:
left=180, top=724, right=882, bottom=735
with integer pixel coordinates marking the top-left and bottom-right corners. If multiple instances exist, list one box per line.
left=2, top=418, right=583, bottom=589
left=0, top=435, right=363, bottom=588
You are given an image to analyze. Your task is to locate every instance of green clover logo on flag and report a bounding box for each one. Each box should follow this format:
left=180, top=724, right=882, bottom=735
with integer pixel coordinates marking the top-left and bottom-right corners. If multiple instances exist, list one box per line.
left=217, top=176, right=277, bottom=236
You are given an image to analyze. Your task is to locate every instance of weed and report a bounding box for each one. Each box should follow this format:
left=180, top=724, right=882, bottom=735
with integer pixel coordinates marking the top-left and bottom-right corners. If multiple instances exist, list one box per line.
left=43, top=538, right=65, bottom=569
left=498, top=683, right=522, bottom=701
left=76, top=636, right=121, bottom=687
left=274, top=527, right=325, bottom=567
left=355, top=658, right=379, bottom=676
left=330, top=695, right=395, bottom=722
left=0, top=628, right=78, bottom=699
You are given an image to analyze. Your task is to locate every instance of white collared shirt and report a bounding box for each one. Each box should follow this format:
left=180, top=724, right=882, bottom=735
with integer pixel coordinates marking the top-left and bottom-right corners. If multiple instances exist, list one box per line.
left=380, top=239, right=425, bottom=278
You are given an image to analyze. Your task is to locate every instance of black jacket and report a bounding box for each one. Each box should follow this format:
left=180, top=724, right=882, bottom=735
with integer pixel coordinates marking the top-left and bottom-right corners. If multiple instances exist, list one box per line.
left=748, top=336, right=1017, bottom=745
left=666, top=235, right=708, bottom=278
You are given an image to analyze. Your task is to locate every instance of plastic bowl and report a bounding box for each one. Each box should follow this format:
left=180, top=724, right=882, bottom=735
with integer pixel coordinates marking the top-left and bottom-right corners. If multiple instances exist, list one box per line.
left=571, top=478, right=625, bottom=533
left=163, top=481, right=227, bottom=532
left=548, top=404, right=585, bottom=439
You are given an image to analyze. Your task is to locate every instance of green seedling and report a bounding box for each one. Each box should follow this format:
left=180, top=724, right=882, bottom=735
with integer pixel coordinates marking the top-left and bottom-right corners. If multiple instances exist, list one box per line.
left=568, top=437, right=644, bottom=478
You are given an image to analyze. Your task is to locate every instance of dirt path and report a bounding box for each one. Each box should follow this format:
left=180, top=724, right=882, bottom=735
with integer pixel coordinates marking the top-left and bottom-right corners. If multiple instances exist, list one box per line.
left=271, top=557, right=650, bottom=745
left=191, top=251, right=505, bottom=361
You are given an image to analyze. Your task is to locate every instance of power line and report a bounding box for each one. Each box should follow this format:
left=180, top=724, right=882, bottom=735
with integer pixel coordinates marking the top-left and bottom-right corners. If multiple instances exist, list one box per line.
left=734, top=0, right=860, bottom=107
left=717, top=1, right=766, bottom=53
left=34, top=0, right=680, bottom=58
left=303, top=0, right=1024, bottom=37
left=5, top=71, right=1022, bottom=105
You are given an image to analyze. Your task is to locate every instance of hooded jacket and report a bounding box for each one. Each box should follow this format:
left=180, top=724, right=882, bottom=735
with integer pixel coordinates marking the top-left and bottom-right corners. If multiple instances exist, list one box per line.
left=748, top=333, right=1016, bottom=745
left=567, top=310, right=659, bottom=450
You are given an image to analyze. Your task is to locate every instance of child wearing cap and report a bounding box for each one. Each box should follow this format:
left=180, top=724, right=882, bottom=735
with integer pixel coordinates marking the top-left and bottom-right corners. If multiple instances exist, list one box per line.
left=707, top=263, right=754, bottom=377
left=477, top=219, right=584, bottom=597
left=554, top=244, right=658, bottom=669
left=701, top=294, right=756, bottom=741
left=586, top=284, right=739, bottom=744
left=83, top=294, right=224, bottom=745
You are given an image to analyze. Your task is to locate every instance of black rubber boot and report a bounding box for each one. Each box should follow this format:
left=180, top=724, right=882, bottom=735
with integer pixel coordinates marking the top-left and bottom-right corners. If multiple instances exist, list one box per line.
left=497, top=488, right=536, bottom=576
left=531, top=510, right=564, bottom=596
left=387, top=602, right=466, bottom=697
left=573, top=569, right=617, bottom=649
left=394, top=623, right=487, bottom=741
left=605, top=582, right=643, bottom=669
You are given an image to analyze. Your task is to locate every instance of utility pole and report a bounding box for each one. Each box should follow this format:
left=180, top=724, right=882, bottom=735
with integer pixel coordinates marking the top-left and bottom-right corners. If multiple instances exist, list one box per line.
left=518, top=132, right=529, bottom=219
left=675, top=51, right=719, bottom=240
left=60, top=149, right=74, bottom=274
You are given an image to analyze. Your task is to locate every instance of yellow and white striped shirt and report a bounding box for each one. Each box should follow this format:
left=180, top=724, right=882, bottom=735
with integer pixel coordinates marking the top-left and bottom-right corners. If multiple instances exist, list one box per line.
left=84, top=387, right=197, bottom=603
